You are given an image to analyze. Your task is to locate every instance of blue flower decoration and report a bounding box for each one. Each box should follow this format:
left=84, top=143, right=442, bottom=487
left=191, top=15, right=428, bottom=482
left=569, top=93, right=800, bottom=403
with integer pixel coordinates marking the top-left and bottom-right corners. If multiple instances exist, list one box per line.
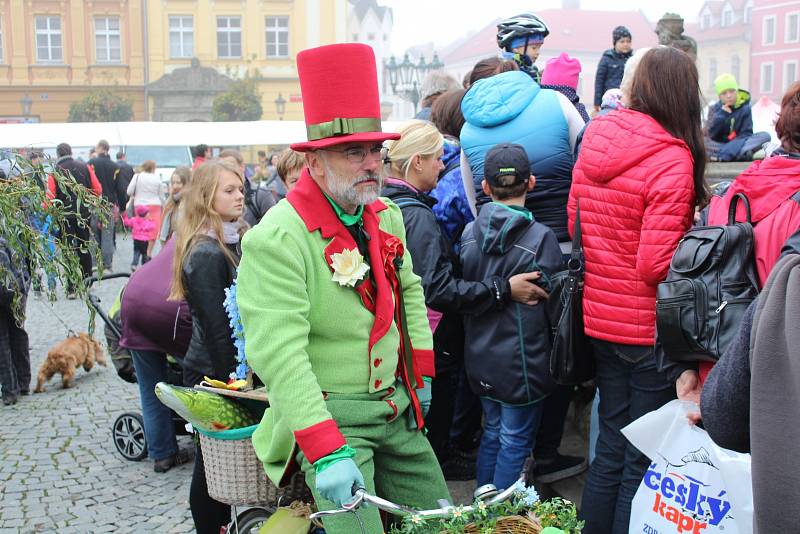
left=223, top=278, right=249, bottom=381
left=511, top=480, right=540, bottom=506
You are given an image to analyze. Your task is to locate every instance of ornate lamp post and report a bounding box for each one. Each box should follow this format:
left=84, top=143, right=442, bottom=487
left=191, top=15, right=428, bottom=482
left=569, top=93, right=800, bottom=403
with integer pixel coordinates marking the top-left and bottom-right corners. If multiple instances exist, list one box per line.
left=273, top=92, right=286, bottom=121
left=385, top=52, right=443, bottom=115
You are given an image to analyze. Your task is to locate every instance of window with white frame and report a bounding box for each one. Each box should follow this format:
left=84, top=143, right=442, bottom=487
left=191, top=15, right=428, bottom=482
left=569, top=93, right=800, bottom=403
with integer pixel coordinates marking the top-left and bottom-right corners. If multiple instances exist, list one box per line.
left=265, top=16, right=289, bottom=58
left=95, top=16, right=121, bottom=63
left=732, top=55, right=741, bottom=83
left=786, top=12, right=800, bottom=43
left=785, top=61, right=798, bottom=91
left=722, top=4, right=735, bottom=27
left=744, top=0, right=753, bottom=23
left=763, top=15, right=776, bottom=45
left=217, top=16, right=242, bottom=58
left=35, top=16, right=63, bottom=63
left=0, top=17, right=4, bottom=63
left=761, top=62, right=774, bottom=94
left=169, top=15, right=194, bottom=58
left=700, top=6, right=712, bottom=29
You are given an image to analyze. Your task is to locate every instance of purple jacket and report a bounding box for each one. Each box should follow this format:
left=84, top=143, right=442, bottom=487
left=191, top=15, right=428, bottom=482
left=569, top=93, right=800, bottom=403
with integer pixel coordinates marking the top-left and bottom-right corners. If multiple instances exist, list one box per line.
left=120, top=239, right=192, bottom=357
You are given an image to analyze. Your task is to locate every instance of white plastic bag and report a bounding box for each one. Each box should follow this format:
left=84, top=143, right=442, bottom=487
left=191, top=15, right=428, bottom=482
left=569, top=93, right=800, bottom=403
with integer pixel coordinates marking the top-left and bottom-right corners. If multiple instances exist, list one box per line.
left=622, top=400, right=753, bottom=534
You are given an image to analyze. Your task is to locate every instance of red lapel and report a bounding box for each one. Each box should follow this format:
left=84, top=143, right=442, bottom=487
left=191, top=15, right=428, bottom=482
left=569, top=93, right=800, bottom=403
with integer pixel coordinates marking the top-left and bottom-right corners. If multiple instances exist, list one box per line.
left=287, top=169, right=393, bottom=354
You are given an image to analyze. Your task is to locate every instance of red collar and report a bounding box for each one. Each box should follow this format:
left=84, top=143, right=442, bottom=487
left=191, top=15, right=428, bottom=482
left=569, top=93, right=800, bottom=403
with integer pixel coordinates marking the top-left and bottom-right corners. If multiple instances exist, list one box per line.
left=287, top=169, right=394, bottom=353
left=286, top=169, right=387, bottom=237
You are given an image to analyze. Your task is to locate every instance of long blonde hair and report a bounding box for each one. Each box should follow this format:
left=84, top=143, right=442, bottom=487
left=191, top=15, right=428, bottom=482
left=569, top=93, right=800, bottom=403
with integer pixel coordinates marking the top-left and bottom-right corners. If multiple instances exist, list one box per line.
left=385, top=120, right=444, bottom=180
left=170, top=159, right=245, bottom=300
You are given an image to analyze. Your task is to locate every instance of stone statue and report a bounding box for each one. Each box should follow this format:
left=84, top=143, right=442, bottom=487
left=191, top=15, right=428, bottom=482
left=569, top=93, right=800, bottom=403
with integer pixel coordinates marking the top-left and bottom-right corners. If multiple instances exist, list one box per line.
left=655, top=13, right=698, bottom=60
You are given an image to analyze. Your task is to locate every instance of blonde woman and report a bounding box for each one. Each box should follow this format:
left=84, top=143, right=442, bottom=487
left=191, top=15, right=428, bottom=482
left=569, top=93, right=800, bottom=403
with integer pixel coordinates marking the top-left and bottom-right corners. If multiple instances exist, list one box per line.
left=169, top=159, right=247, bottom=534
left=158, top=166, right=191, bottom=245
left=127, top=159, right=164, bottom=256
left=381, top=120, right=547, bottom=467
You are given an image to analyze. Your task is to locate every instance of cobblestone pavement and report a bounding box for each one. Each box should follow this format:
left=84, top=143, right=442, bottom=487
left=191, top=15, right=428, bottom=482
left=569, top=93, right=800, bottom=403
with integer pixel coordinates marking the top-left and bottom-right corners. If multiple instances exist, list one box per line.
left=0, top=239, right=196, bottom=533
left=0, top=236, right=587, bottom=532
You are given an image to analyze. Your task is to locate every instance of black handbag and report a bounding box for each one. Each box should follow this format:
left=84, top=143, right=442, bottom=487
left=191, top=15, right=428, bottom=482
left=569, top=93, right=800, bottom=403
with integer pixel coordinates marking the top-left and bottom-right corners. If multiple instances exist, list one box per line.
left=545, top=200, right=595, bottom=385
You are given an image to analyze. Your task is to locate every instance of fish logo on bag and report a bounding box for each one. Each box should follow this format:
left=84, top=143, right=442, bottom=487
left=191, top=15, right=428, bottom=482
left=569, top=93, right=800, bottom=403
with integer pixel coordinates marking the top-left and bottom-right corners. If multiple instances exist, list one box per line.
left=643, top=461, right=734, bottom=534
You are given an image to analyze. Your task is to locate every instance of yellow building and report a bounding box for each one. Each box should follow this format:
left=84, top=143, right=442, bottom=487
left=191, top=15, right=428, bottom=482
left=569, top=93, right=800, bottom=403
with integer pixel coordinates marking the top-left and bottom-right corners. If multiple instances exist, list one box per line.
left=0, top=0, right=348, bottom=123
left=145, top=0, right=349, bottom=121
left=0, top=0, right=147, bottom=123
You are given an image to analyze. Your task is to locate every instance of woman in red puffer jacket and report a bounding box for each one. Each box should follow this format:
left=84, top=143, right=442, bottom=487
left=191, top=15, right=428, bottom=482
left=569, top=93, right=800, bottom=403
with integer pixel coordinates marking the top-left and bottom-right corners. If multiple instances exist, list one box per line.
left=567, top=47, right=708, bottom=534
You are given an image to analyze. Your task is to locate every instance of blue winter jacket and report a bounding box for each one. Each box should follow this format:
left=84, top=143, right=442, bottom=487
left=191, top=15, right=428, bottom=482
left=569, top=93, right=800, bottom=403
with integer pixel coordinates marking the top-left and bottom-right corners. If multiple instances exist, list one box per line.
left=430, top=139, right=474, bottom=248
left=461, top=70, right=575, bottom=241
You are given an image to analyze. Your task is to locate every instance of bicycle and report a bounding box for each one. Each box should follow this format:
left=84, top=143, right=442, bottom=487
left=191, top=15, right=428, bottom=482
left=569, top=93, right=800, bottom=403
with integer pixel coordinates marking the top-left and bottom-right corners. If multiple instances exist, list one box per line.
left=309, top=476, right=531, bottom=534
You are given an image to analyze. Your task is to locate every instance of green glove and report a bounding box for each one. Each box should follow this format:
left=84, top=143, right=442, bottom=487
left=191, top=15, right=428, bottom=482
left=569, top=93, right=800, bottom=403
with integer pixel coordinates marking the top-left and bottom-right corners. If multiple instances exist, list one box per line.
left=417, top=377, right=433, bottom=418
left=314, top=447, right=364, bottom=507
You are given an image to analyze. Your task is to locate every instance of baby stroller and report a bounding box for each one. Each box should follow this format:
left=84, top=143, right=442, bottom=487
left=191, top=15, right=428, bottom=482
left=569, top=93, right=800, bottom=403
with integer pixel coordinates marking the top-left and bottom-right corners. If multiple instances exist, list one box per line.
left=85, top=273, right=190, bottom=462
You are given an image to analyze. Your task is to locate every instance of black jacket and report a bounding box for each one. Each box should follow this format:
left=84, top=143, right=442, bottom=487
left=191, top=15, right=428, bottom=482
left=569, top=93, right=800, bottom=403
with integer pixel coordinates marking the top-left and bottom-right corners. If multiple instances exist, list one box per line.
left=243, top=177, right=276, bottom=227
left=459, top=203, right=562, bottom=404
left=594, top=49, right=632, bottom=107
left=182, top=237, right=239, bottom=379
left=89, top=154, right=119, bottom=205
left=381, top=181, right=510, bottom=315
left=116, top=160, right=135, bottom=211
left=55, top=156, right=93, bottom=219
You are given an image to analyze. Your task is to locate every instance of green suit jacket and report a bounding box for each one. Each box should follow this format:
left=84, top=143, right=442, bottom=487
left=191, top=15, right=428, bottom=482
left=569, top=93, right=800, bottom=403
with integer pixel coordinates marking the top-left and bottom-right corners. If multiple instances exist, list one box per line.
left=237, top=170, right=434, bottom=485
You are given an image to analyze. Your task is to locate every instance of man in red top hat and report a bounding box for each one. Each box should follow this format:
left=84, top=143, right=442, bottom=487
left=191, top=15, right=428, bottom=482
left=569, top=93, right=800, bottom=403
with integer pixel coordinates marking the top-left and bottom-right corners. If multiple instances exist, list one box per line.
left=236, top=43, right=450, bottom=532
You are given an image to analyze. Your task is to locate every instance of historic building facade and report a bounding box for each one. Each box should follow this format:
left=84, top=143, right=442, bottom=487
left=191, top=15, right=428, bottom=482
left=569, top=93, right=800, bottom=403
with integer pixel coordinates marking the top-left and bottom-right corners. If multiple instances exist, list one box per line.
left=0, top=0, right=349, bottom=122
left=0, top=0, right=147, bottom=122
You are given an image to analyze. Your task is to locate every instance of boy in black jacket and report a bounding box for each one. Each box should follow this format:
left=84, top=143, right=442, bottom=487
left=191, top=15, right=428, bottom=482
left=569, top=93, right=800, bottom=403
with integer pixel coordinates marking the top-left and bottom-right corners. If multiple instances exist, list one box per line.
left=706, top=73, right=771, bottom=161
left=459, top=143, right=563, bottom=490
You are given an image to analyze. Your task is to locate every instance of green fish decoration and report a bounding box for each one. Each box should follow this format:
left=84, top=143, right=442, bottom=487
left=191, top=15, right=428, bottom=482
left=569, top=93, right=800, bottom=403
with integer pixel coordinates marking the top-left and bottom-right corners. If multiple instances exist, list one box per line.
left=154, top=382, right=257, bottom=432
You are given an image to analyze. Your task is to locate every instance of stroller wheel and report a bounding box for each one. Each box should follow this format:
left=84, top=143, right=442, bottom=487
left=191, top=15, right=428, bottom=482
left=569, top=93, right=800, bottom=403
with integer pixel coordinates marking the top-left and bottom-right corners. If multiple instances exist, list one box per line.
left=113, top=412, right=148, bottom=461
left=229, top=507, right=274, bottom=534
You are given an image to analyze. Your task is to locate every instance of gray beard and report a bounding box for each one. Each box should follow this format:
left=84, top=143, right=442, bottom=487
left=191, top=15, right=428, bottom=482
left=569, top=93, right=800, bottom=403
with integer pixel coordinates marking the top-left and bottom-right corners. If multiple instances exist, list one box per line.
left=323, top=160, right=384, bottom=210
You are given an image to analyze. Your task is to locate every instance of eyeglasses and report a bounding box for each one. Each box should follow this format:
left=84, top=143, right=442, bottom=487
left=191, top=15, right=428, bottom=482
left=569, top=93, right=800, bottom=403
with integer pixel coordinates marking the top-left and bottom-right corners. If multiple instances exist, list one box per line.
left=321, top=145, right=389, bottom=165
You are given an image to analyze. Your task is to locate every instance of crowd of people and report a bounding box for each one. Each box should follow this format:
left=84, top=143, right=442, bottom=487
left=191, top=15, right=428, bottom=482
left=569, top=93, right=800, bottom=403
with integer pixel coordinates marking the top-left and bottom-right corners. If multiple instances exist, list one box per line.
left=2, top=10, right=800, bottom=534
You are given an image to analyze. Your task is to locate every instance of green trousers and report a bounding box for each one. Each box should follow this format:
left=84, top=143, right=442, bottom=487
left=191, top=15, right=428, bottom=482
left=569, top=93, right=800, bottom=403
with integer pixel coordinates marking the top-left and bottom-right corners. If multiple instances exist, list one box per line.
left=297, top=384, right=450, bottom=534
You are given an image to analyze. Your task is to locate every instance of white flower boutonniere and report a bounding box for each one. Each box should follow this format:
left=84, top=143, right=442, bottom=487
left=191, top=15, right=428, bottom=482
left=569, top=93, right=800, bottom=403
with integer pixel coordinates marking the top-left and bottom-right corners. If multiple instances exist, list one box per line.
left=330, top=248, right=370, bottom=287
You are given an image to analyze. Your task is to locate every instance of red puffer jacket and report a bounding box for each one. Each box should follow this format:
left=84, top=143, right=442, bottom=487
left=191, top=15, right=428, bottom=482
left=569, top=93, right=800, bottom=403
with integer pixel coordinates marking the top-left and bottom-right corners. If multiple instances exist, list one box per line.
left=568, top=108, right=696, bottom=346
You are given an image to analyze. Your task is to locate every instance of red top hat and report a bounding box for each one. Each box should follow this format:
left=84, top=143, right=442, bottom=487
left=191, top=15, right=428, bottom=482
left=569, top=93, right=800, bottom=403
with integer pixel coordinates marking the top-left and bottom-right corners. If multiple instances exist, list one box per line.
left=290, top=43, right=400, bottom=152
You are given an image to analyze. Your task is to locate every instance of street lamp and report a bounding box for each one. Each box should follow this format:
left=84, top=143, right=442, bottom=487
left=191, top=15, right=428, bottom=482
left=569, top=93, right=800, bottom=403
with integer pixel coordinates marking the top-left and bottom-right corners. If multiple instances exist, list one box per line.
left=385, top=52, right=443, bottom=115
left=274, top=92, right=286, bottom=121
left=20, top=94, right=32, bottom=118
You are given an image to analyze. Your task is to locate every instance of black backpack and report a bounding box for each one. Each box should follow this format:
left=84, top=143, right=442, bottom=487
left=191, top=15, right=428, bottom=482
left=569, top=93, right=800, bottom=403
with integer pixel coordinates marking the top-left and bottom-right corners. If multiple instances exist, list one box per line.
left=656, top=193, right=759, bottom=363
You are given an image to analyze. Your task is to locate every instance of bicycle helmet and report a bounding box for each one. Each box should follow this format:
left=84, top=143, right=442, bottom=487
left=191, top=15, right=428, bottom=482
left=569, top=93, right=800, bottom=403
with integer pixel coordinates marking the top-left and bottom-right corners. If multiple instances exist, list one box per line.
left=496, top=13, right=550, bottom=51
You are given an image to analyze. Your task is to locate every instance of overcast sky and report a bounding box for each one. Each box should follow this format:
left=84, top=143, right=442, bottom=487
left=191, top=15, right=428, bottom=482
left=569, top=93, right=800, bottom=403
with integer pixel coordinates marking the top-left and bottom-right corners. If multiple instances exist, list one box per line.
left=381, top=0, right=707, bottom=55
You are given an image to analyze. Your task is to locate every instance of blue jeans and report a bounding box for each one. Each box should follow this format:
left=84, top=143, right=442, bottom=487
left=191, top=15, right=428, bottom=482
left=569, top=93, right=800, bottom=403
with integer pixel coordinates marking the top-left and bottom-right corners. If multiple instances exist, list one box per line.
left=579, top=339, right=676, bottom=534
left=130, top=349, right=178, bottom=461
left=476, top=398, right=544, bottom=490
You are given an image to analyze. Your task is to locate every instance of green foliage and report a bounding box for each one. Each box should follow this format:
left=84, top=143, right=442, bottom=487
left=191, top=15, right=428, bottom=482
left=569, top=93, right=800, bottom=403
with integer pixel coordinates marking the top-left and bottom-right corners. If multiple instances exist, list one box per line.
left=212, top=77, right=263, bottom=122
left=0, top=154, right=111, bottom=329
left=387, top=492, right=583, bottom=534
left=68, top=89, right=134, bottom=122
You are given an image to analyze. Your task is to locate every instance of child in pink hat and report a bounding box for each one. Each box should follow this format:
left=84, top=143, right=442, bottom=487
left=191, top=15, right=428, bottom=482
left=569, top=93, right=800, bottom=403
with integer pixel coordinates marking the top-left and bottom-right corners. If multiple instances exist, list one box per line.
left=541, top=52, right=590, bottom=123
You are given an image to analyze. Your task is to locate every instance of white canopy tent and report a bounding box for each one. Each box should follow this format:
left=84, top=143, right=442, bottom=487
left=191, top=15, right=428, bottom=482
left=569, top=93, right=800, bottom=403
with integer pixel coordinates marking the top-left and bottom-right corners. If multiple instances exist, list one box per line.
left=0, top=120, right=407, bottom=149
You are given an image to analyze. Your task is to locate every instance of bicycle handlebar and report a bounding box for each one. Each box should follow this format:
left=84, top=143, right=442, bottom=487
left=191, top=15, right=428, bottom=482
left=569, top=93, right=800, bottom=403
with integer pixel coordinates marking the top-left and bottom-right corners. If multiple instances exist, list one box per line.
left=308, top=476, right=526, bottom=521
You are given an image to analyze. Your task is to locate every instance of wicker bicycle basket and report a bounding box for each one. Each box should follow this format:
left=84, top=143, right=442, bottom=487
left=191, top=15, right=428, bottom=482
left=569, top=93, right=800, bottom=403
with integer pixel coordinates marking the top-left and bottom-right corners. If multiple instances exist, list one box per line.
left=460, top=515, right=543, bottom=534
left=198, top=427, right=311, bottom=507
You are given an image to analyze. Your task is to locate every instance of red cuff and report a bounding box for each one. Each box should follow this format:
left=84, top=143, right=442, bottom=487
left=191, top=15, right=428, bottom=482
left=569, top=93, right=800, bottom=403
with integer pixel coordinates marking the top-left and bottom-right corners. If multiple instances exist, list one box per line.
left=413, top=348, right=435, bottom=380
left=293, top=419, right=346, bottom=464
